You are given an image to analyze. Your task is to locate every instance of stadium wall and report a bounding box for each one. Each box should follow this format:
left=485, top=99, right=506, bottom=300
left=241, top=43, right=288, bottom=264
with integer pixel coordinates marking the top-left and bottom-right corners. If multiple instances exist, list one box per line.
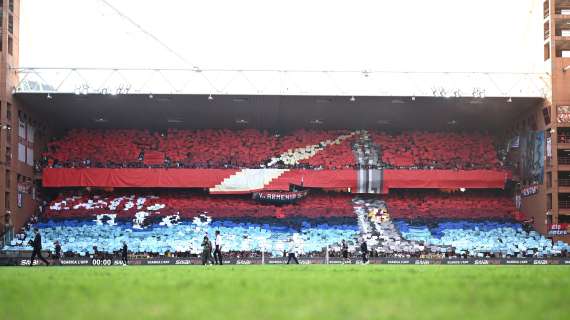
left=0, top=0, right=47, bottom=236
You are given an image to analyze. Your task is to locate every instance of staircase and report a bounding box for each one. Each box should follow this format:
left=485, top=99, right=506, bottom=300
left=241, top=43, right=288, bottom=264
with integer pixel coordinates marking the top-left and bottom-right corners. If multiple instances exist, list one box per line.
left=352, top=197, right=428, bottom=254
left=352, top=131, right=383, bottom=193
left=353, top=130, right=381, bottom=168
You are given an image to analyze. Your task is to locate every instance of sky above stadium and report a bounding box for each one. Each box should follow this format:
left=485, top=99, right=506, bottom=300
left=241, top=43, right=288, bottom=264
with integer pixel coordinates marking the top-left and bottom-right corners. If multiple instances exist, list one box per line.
left=21, top=0, right=543, bottom=73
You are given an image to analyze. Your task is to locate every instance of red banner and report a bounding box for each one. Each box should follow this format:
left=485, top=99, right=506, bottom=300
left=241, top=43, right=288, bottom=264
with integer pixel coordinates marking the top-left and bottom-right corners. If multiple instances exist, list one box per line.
left=382, top=170, right=507, bottom=192
left=43, top=168, right=507, bottom=192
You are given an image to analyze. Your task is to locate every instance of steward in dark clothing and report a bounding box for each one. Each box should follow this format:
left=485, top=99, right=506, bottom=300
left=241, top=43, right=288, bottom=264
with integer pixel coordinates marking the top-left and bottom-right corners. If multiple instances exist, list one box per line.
left=360, top=240, right=369, bottom=264
left=122, top=242, right=128, bottom=265
left=201, top=236, right=214, bottom=265
left=53, top=241, right=62, bottom=265
left=30, top=229, right=49, bottom=267
left=341, top=240, right=349, bottom=260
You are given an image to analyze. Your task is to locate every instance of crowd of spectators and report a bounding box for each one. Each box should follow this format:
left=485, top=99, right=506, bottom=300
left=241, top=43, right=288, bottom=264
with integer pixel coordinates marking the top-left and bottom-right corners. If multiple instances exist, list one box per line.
left=370, top=131, right=501, bottom=170
left=386, top=190, right=517, bottom=220
left=43, top=129, right=503, bottom=170
left=44, top=191, right=355, bottom=220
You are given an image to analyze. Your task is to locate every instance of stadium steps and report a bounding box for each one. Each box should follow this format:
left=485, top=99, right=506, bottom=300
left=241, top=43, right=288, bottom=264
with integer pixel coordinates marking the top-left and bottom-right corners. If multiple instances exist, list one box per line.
left=352, top=130, right=380, bottom=167
left=353, top=131, right=383, bottom=193
left=352, top=197, right=427, bottom=254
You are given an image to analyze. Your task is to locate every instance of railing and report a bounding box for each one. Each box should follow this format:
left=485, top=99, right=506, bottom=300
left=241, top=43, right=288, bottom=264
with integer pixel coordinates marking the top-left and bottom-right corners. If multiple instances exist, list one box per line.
left=559, top=156, right=570, bottom=165
left=559, top=178, right=570, bottom=186
left=558, top=135, right=570, bottom=143
left=9, top=67, right=551, bottom=98
left=559, top=200, right=570, bottom=209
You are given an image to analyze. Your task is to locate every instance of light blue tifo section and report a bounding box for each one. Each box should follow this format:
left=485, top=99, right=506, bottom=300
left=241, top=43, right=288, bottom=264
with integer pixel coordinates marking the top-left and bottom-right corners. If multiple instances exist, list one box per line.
left=394, top=221, right=570, bottom=257
left=4, top=219, right=358, bottom=257
left=14, top=68, right=548, bottom=98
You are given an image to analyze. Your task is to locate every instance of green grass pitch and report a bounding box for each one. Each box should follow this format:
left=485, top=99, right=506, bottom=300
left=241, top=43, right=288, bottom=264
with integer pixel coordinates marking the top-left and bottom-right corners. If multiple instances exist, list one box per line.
left=1, top=265, right=569, bottom=320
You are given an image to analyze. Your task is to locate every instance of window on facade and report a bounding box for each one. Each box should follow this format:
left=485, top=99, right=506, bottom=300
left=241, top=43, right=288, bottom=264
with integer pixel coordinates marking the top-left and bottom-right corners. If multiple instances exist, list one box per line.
left=8, top=36, right=13, bottom=55
left=4, top=192, right=10, bottom=210
left=5, top=146, right=11, bottom=166
left=6, top=103, right=11, bottom=120
left=5, top=169, right=10, bottom=188
left=0, top=11, right=4, bottom=39
left=9, top=0, right=13, bottom=12
left=8, top=14, right=13, bottom=34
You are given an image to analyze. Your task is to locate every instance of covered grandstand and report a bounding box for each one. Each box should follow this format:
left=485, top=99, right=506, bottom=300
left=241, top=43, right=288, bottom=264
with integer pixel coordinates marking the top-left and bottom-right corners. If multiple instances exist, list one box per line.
left=1, top=0, right=569, bottom=267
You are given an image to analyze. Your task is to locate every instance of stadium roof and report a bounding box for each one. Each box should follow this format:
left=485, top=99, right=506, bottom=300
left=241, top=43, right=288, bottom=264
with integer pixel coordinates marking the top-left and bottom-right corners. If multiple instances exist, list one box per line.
left=13, top=68, right=550, bottom=99
left=16, top=93, right=542, bottom=132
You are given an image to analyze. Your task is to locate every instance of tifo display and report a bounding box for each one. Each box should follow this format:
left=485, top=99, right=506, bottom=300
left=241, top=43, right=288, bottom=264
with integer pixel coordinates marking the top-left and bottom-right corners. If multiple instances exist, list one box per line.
left=44, top=129, right=504, bottom=170
left=3, top=127, right=567, bottom=266
left=4, top=191, right=569, bottom=261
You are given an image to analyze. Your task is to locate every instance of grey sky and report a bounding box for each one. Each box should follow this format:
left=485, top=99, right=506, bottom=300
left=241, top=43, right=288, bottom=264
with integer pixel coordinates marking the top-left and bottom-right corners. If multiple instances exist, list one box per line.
left=20, top=0, right=544, bottom=73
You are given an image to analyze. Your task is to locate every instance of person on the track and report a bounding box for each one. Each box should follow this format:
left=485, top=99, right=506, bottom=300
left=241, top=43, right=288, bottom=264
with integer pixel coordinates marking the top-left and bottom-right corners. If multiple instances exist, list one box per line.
left=287, top=238, right=299, bottom=264
left=213, top=230, right=223, bottom=265
left=121, top=241, right=129, bottom=266
left=53, top=240, right=62, bottom=265
left=341, top=239, right=349, bottom=261
left=30, top=228, right=49, bottom=267
left=360, top=239, right=369, bottom=264
left=201, top=236, right=214, bottom=265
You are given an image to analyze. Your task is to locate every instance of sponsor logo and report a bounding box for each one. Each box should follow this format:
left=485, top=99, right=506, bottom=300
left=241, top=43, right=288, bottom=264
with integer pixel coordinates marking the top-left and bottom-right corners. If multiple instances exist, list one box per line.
left=61, top=259, right=89, bottom=265
left=174, top=260, right=192, bottom=265
left=533, top=260, right=548, bottom=265
left=445, top=260, right=469, bottom=265
left=236, top=260, right=252, bottom=265
left=386, top=260, right=411, bottom=264
left=505, top=260, right=529, bottom=264
left=19, top=259, right=41, bottom=266
left=474, top=260, right=489, bottom=265
left=414, top=260, right=430, bottom=265
left=147, top=260, right=172, bottom=265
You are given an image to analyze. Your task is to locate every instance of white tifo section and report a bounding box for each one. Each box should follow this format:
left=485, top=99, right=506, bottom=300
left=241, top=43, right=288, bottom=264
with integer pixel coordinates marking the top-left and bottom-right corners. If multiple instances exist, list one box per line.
left=209, top=169, right=289, bottom=193
left=267, top=131, right=360, bottom=167
left=210, top=131, right=359, bottom=193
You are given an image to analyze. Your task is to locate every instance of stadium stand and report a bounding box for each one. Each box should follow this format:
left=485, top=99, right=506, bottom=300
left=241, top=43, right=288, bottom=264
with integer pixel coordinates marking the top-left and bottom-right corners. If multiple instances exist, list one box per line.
left=394, top=220, right=569, bottom=257
left=385, top=190, right=517, bottom=220
left=5, top=192, right=357, bottom=256
left=5, top=218, right=359, bottom=256
left=354, top=197, right=569, bottom=257
left=14, top=127, right=565, bottom=261
left=44, top=192, right=355, bottom=219
left=44, top=129, right=503, bottom=170
left=45, top=129, right=352, bottom=169
left=370, top=131, right=500, bottom=169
